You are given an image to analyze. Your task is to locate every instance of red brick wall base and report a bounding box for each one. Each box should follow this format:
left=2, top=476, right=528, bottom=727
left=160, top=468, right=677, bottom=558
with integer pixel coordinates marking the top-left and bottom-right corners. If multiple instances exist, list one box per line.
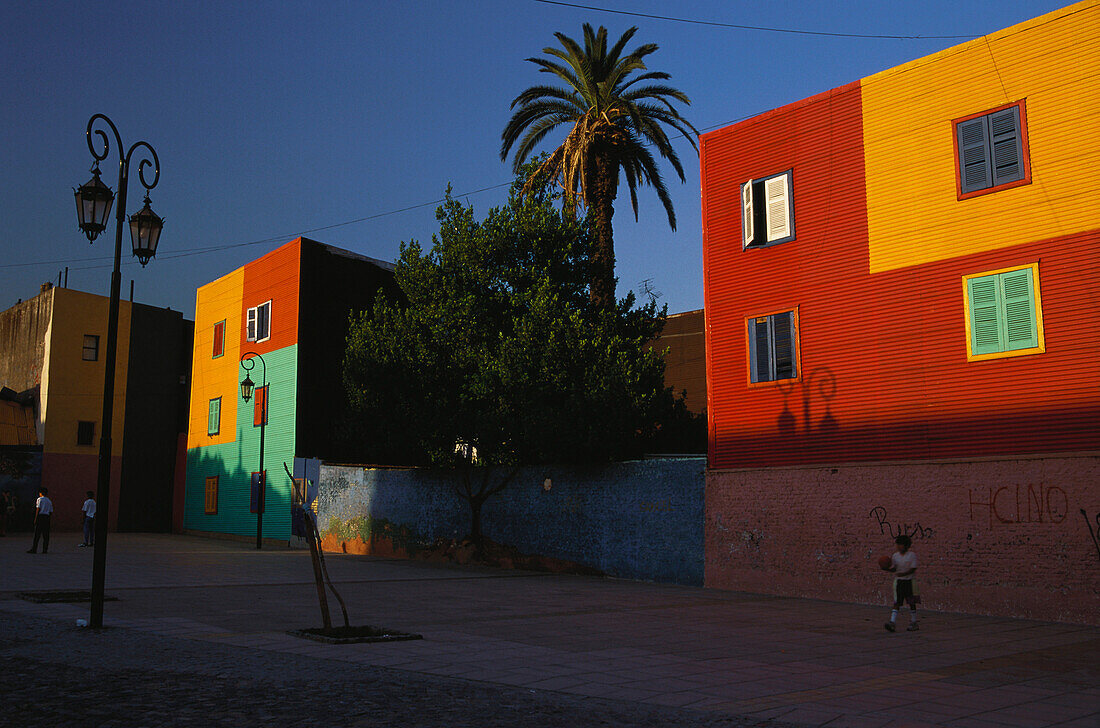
left=705, top=454, right=1100, bottom=625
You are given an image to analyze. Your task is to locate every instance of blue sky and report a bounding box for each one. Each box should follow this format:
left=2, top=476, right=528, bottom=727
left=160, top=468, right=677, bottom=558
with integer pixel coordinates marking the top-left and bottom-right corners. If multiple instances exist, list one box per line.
left=0, top=1, right=1067, bottom=319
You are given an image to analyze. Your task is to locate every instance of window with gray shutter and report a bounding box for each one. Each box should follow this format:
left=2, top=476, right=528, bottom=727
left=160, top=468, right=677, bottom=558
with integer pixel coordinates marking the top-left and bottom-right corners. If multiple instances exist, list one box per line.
left=956, top=104, right=1027, bottom=195
left=748, top=311, right=798, bottom=383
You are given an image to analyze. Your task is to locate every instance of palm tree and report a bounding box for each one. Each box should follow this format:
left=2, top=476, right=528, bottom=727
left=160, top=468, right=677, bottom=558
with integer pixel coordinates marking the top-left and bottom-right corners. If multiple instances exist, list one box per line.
left=501, top=24, right=698, bottom=310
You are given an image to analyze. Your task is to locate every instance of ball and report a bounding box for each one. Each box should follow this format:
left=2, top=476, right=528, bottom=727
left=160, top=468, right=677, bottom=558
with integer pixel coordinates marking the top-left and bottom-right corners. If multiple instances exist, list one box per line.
left=878, top=554, right=893, bottom=570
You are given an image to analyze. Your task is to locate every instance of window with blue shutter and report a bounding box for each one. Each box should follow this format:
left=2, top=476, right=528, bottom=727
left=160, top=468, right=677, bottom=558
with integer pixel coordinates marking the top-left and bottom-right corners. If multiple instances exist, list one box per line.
left=742, top=170, right=794, bottom=249
left=963, top=263, right=1044, bottom=361
left=748, top=310, right=799, bottom=383
left=955, top=102, right=1029, bottom=197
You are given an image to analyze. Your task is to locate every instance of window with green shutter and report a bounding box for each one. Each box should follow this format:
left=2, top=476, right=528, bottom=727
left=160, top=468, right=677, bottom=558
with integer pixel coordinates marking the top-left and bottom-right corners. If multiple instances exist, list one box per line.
left=954, top=102, right=1030, bottom=198
left=963, top=263, right=1044, bottom=362
left=207, top=397, right=221, bottom=436
left=747, top=310, right=799, bottom=383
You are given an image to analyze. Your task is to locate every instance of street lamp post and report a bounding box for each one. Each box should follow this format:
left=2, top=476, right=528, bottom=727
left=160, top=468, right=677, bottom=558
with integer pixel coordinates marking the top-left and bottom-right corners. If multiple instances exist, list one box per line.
left=240, top=352, right=267, bottom=550
left=73, top=114, right=164, bottom=629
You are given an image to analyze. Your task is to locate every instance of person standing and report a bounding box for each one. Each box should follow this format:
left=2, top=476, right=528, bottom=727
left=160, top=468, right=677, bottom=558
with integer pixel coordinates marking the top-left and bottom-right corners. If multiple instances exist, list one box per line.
left=0, top=489, right=12, bottom=536
left=80, top=491, right=96, bottom=547
left=884, top=534, right=919, bottom=632
left=27, top=487, right=53, bottom=554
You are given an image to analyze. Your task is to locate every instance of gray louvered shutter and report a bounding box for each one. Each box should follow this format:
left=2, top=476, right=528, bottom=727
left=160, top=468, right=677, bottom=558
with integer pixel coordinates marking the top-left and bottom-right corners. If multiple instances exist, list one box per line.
left=772, top=312, right=795, bottom=379
left=749, top=317, right=771, bottom=382
left=958, top=117, right=992, bottom=194
left=990, top=106, right=1024, bottom=186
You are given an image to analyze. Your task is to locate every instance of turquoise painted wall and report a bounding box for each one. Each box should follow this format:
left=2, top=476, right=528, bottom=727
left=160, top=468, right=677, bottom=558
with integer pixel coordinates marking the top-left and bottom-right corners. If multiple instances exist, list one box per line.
left=184, top=345, right=298, bottom=538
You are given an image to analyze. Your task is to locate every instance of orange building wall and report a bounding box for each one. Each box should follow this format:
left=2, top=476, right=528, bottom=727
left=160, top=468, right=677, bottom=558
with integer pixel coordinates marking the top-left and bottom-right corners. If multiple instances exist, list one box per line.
left=862, top=1, right=1100, bottom=272
left=187, top=269, right=244, bottom=449
left=240, top=239, right=300, bottom=356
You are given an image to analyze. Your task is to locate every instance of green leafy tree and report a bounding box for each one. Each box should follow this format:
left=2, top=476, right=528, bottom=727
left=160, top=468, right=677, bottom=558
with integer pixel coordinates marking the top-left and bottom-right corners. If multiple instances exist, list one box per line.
left=343, top=170, right=668, bottom=545
left=501, top=24, right=698, bottom=310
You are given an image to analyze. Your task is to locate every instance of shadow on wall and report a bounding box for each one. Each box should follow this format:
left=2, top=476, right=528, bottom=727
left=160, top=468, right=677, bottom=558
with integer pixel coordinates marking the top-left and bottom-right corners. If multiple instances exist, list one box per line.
left=775, top=366, right=839, bottom=436
left=185, top=446, right=293, bottom=539
left=0, top=447, right=42, bottom=531
left=720, top=403, right=1100, bottom=466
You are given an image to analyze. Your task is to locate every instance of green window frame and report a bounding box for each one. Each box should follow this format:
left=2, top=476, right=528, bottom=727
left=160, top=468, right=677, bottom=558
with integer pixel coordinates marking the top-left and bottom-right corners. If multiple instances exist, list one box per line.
left=963, top=263, right=1045, bottom=362
left=207, top=397, right=221, bottom=436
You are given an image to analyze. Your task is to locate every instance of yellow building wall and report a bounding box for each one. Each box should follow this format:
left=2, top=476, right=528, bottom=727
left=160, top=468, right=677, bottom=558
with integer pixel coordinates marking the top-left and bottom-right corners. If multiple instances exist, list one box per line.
left=42, top=288, right=131, bottom=457
left=187, top=268, right=244, bottom=449
left=861, top=1, right=1100, bottom=273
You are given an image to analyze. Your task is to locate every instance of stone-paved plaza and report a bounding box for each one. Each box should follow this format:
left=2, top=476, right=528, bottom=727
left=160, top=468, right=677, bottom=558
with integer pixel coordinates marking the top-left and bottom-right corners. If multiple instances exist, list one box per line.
left=2, top=533, right=1097, bottom=727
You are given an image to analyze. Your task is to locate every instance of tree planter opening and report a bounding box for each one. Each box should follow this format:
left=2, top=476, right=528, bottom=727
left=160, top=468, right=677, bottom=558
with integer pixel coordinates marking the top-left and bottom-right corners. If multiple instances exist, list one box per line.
left=287, top=626, right=422, bottom=644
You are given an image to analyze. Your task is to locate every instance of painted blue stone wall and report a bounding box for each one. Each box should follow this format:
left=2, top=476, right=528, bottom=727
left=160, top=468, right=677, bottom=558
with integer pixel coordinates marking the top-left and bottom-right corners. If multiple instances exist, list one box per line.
left=318, top=457, right=705, bottom=586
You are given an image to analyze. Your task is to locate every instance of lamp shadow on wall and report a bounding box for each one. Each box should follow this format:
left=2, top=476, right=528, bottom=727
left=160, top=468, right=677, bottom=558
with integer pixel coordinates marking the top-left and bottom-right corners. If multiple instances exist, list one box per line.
left=776, top=367, right=840, bottom=437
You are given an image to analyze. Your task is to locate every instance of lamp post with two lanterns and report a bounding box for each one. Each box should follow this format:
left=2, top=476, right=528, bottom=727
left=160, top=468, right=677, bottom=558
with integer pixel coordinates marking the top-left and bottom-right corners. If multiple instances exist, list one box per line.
left=73, top=113, right=164, bottom=629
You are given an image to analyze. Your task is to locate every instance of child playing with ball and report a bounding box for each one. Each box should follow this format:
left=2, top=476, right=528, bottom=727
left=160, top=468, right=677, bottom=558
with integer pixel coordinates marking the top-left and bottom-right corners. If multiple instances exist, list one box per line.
left=884, top=534, right=919, bottom=632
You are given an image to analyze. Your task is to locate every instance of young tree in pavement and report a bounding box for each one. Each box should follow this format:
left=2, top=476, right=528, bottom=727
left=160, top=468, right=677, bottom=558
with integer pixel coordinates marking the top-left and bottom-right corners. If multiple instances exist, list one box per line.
left=343, top=168, right=669, bottom=546
left=501, top=24, right=698, bottom=310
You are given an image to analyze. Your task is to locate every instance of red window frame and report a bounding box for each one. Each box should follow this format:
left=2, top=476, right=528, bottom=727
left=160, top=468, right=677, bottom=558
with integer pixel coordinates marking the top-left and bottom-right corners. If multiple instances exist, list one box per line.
left=951, top=100, right=1032, bottom=201
left=253, top=385, right=268, bottom=427
left=212, top=320, right=225, bottom=358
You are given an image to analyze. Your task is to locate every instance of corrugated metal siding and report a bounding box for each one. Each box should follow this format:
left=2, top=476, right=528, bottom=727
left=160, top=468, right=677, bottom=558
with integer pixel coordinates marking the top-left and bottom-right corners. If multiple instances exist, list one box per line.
left=240, top=239, right=301, bottom=355
left=184, top=344, right=298, bottom=538
left=701, top=10, right=1100, bottom=470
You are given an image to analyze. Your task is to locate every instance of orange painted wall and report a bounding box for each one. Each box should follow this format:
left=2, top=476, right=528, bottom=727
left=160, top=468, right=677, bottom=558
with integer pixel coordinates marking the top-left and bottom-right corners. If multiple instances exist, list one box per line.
left=862, top=1, right=1100, bottom=273
left=187, top=268, right=244, bottom=449
left=42, top=288, right=131, bottom=458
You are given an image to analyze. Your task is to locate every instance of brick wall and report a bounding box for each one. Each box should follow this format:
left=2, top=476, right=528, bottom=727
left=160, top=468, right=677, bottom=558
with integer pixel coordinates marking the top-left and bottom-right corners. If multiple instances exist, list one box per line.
left=706, top=454, right=1100, bottom=625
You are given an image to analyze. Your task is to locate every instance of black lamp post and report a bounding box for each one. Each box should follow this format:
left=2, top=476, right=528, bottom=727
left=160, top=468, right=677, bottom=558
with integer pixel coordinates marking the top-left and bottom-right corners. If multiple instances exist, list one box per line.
left=240, top=352, right=267, bottom=550
left=73, top=114, right=163, bottom=629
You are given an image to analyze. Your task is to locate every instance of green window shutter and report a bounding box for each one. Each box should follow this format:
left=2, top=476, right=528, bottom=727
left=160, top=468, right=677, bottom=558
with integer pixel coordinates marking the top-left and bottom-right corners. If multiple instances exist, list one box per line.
left=989, top=106, right=1023, bottom=186
left=958, top=117, right=992, bottom=193
left=999, top=267, right=1038, bottom=350
left=208, top=398, right=221, bottom=435
left=968, top=276, right=1003, bottom=355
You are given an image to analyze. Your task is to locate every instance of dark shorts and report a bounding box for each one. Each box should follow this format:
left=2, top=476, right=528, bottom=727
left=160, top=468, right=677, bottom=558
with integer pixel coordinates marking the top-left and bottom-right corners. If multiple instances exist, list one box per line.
left=893, top=578, right=921, bottom=606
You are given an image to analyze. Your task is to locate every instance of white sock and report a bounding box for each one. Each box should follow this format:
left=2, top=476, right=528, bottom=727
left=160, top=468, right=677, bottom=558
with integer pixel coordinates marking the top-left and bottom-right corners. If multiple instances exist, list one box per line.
left=890, top=609, right=898, bottom=623
left=910, top=610, right=918, bottom=623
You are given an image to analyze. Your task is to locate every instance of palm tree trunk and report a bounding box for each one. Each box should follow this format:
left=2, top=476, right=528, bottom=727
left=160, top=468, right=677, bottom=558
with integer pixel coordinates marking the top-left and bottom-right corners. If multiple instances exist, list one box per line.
left=590, top=152, right=618, bottom=310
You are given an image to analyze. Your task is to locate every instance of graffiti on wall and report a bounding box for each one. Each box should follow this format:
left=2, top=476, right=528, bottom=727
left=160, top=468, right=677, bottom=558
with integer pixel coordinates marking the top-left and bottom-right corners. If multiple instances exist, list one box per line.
left=968, top=485, right=1068, bottom=528
left=868, top=506, right=935, bottom=540
left=1082, top=509, right=1100, bottom=561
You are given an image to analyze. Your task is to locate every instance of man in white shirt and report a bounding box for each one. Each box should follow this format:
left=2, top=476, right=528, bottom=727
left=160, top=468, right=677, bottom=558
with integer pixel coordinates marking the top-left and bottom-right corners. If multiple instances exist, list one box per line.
left=27, top=487, right=53, bottom=554
left=81, top=490, right=96, bottom=547
left=884, top=534, right=919, bottom=632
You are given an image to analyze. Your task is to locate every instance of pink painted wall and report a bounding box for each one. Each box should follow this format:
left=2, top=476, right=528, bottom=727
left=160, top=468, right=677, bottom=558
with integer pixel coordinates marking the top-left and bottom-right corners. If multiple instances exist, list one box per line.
left=40, top=452, right=121, bottom=531
left=705, top=455, right=1100, bottom=625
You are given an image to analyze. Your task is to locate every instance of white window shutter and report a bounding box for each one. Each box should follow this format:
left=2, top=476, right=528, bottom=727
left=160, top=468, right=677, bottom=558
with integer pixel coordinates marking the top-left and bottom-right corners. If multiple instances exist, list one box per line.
left=764, top=174, right=790, bottom=241
left=246, top=307, right=257, bottom=341
left=741, top=180, right=754, bottom=248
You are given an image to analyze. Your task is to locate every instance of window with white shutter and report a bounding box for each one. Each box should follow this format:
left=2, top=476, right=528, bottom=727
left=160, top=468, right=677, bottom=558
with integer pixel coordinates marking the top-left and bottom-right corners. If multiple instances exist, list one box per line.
left=962, top=263, right=1044, bottom=362
left=954, top=102, right=1029, bottom=197
left=742, top=170, right=794, bottom=249
left=245, top=300, right=272, bottom=343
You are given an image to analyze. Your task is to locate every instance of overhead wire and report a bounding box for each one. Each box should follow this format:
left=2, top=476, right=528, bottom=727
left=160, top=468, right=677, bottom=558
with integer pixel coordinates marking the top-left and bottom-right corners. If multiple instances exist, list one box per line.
left=532, top=0, right=979, bottom=40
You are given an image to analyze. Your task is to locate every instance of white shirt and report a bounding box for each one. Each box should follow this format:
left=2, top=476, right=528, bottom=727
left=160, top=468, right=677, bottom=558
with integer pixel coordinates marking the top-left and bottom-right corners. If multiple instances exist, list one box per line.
left=891, top=550, right=917, bottom=580
left=36, top=495, right=53, bottom=515
left=82, top=498, right=96, bottom=518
